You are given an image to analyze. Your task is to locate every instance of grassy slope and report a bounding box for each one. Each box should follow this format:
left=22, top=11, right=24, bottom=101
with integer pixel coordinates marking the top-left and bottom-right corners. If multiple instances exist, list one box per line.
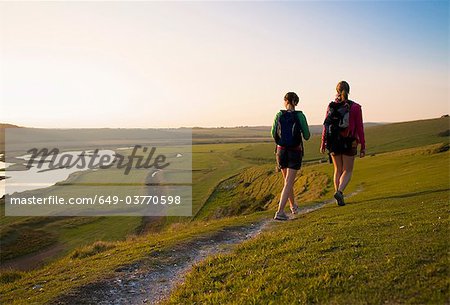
left=0, top=213, right=268, bottom=305
left=194, top=164, right=333, bottom=220
left=1, top=145, right=447, bottom=304
left=145, top=143, right=255, bottom=228
left=0, top=142, right=252, bottom=263
left=0, top=117, right=448, bottom=302
left=0, top=215, right=141, bottom=262
left=2, top=118, right=446, bottom=260
left=196, top=118, right=449, bottom=220
left=191, top=143, right=251, bottom=216
left=165, top=145, right=449, bottom=304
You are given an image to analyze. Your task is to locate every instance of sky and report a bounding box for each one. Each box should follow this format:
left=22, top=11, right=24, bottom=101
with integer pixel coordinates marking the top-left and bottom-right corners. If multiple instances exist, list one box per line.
left=0, top=1, right=448, bottom=128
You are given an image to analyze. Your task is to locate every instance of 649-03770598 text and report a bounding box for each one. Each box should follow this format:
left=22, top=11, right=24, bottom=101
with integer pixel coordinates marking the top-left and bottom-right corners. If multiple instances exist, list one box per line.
left=8, top=195, right=183, bottom=205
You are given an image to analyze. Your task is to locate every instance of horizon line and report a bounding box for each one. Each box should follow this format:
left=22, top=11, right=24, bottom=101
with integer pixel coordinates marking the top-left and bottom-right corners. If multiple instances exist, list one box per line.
left=1, top=116, right=449, bottom=130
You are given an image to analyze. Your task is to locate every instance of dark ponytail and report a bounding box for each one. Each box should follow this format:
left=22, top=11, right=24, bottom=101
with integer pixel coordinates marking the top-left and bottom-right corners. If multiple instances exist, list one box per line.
left=284, top=92, right=299, bottom=106
left=336, top=81, right=350, bottom=101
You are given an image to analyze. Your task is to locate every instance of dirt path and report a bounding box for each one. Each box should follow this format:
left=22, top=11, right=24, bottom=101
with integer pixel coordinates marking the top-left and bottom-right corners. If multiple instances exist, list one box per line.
left=52, top=188, right=362, bottom=305
left=52, top=221, right=270, bottom=305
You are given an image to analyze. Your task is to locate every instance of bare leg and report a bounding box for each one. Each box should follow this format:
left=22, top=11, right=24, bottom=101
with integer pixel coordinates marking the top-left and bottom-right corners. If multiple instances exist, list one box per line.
left=331, top=154, right=344, bottom=192
left=277, top=168, right=298, bottom=213
left=338, top=155, right=355, bottom=192
left=281, top=168, right=296, bottom=209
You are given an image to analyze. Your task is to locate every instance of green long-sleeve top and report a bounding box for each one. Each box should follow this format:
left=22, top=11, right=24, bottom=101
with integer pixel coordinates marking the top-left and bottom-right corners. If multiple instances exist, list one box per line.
left=271, top=110, right=311, bottom=141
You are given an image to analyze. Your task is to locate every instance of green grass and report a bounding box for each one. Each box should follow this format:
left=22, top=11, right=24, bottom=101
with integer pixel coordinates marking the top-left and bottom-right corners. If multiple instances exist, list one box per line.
left=1, top=118, right=448, bottom=304
left=164, top=145, right=449, bottom=304
left=0, top=142, right=252, bottom=265
left=55, top=217, right=142, bottom=250
left=143, top=142, right=258, bottom=229
left=195, top=164, right=333, bottom=220
left=0, top=215, right=142, bottom=262
left=2, top=144, right=446, bottom=304
left=191, top=143, right=252, bottom=216
left=0, top=225, right=57, bottom=261
left=70, top=241, right=116, bottom=259
left=0, top=271, right=23, bottom=285
left=0, top=212, right=268, bottom=305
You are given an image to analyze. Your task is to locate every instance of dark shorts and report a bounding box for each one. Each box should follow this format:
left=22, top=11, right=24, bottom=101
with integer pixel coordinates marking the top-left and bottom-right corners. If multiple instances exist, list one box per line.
left=276, top=147, right=302, bottom=170
left=330, top=138, right=358, bottom=156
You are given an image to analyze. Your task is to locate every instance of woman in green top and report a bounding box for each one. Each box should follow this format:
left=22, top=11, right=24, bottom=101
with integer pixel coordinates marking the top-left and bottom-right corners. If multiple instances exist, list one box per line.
left=271, top=92, right=310, bottom=220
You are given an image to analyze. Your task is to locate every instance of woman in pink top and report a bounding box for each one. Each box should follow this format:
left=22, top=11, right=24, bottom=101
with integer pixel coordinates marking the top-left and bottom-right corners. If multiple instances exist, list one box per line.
left=320, top=81, right=366, bottom=206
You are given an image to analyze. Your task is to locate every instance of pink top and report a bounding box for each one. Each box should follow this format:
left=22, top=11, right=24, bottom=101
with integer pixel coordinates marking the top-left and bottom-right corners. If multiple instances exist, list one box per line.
left=321, top=100, right=366, bottom=151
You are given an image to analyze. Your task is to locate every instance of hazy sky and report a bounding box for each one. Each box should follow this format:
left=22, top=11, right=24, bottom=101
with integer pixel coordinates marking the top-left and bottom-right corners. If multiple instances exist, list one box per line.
left=1, top=1, right=448, bottom=128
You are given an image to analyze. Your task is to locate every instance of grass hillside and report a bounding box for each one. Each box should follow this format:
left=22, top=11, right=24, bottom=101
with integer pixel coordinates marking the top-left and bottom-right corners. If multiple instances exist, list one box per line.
left=165, top=144, right=449, bottom=304
left=1, top=118, right=448, bottom=265
left=0, top=213, right=268, bottom=304
left=197, top=117, right=449, bottom=220
left=0, top=214, right=142, bottom=266
left=0, top=143, right=251, bottom=265
left=194, top=164, right=333, bottom=220
left=0, top=117, right=448, bottom=304
left=1, top=143, right=447, bottom=304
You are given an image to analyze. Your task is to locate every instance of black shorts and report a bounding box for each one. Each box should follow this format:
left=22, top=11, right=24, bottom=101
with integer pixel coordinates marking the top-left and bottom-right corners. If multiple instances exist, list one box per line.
left=276, top=147, right=302, bottom=170
left=330, top=138, right=357, bottom=156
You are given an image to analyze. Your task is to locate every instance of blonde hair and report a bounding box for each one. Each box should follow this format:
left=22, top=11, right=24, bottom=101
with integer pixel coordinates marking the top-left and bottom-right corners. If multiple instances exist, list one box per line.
left=336, top=81, right=350, bottom=101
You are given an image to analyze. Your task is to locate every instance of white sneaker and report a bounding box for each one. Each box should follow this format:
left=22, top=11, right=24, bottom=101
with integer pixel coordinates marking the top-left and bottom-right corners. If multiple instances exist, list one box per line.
left=274, top=211, right=289, bottom=221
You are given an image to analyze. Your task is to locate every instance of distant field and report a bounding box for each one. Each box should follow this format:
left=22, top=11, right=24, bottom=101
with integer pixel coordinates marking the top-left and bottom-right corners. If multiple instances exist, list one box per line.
left=0, top=124, right=20, bottom=154
left=0, top=143, right=251, bottom=265
left=0, top=122, right=381, bottom=153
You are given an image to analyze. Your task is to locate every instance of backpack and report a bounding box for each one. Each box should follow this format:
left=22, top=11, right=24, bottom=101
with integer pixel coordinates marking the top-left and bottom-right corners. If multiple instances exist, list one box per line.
left=274, top=110, right=303, bottom=148
left=323, top=101, right=353, bottom=151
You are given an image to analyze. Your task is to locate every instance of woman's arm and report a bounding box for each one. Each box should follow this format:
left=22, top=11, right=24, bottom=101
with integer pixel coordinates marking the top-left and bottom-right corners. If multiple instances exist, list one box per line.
left=298, top=112, right=310, bottom=140
left=271, top=112, right=281, bottom=139
left=355, top=105, right=366, bottom=155
left=320, top=106, right=329, bottom=152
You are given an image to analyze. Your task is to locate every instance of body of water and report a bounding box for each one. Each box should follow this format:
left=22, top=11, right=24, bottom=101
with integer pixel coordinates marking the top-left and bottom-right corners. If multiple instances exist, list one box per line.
left=1, top=150, right=116, bottom=197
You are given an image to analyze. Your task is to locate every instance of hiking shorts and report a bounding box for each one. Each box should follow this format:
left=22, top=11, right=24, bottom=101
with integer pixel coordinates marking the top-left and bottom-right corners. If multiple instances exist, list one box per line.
left=330, top=138, right=358, bottom=156
left=276, top=147, right=302, bottom=170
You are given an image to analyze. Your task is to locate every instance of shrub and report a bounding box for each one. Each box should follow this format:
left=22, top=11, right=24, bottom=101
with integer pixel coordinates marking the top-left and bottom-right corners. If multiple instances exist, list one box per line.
left=71, top=241, right=116, bottom=259
left=0, top=271, right=23, bottom=284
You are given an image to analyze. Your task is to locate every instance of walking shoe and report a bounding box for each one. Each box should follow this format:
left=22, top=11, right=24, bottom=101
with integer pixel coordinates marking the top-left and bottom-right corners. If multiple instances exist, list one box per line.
left=290, top=204, right=299, bottom=215
left=334, top=191, right=345, bottom=206
left=274, top=211, right=289, bottom=221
